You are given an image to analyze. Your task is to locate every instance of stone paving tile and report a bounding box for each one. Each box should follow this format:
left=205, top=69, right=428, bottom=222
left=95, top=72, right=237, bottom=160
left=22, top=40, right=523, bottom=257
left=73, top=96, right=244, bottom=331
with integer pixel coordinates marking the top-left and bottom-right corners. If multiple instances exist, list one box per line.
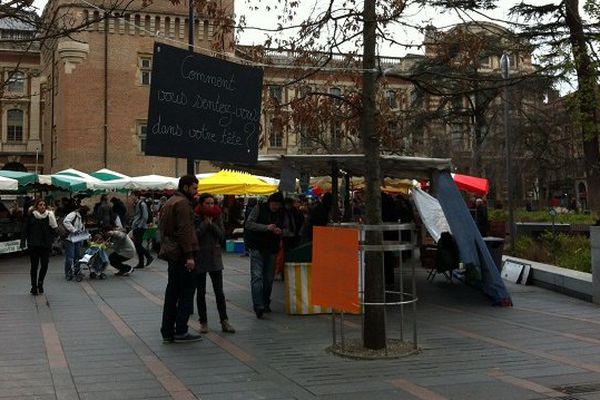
left=4, top=253, right=600, bottom=399
left=318, top=389, right=419, bottom=400
left=429, top=380, right=543, bottom=400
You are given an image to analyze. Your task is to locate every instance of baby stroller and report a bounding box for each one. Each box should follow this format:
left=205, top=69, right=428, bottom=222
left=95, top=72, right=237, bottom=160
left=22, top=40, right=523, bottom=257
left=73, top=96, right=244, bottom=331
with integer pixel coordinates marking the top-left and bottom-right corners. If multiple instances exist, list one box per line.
left=70, top=241, right=109, bottom=282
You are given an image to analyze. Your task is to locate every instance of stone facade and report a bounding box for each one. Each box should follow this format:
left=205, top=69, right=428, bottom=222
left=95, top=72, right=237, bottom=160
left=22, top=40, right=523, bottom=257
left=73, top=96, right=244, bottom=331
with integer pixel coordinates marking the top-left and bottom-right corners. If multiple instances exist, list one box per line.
left=40, top=0, right=233, bottom=175
left=0, top=14, right=43, bottom=172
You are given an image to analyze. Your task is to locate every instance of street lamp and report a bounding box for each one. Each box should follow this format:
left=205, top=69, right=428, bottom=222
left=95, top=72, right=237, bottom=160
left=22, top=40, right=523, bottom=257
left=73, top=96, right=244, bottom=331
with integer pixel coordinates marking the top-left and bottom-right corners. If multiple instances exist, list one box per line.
left=501, top=53, right=516, bottom=249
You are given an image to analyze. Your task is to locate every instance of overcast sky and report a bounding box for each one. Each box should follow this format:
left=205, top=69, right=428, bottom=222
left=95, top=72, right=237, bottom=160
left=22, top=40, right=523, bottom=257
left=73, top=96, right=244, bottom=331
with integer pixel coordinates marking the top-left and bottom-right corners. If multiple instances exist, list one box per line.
left=31, top=0, right=580, bottom=90
left=31, top=0, right=573, bottom=53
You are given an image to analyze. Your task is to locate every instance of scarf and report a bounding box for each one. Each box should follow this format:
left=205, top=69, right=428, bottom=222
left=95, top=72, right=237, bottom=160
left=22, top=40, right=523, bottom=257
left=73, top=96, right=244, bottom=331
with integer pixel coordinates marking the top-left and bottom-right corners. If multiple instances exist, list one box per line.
left=194, top=204, right=222, bottom=218
left=33, top=210, right=58, bottom=229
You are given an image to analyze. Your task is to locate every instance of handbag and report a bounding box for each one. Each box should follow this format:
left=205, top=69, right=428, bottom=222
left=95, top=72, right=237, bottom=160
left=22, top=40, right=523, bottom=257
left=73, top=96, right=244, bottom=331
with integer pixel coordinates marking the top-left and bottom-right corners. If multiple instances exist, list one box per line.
left=158, top=235, right=182, bottom=262
left=69, top=230, right=91, bottom=243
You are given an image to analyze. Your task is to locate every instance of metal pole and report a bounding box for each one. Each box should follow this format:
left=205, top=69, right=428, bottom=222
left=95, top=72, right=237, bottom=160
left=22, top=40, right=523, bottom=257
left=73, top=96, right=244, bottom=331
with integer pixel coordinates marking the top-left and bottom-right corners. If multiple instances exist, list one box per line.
left=501, top=53, right=516, bottom=250
left=186, top=1, right=195, bottom=175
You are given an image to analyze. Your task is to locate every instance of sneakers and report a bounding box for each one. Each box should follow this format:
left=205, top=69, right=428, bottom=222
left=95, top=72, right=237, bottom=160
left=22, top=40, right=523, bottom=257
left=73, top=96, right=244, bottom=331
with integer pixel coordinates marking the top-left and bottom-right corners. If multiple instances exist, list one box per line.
left=30, top=286, right=38, bottom=295
left=173, top=333, right=203, bottom=343
left=146, top=255, right=154, bottom=267
left=162, top=336, right=174, bottom=344
left=123, top=265, right=135, bottom=276
left=114, top=270, right=125, bottom=276
left=37, top=282, right=44, bottom=294
left=221, top=320, right=235, bottom=333
left=255, top=309, right=264, bottom=319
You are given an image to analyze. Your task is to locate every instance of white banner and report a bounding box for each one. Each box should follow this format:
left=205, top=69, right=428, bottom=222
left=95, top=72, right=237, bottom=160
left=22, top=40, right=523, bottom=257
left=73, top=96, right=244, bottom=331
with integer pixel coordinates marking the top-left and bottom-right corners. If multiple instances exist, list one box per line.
left=411, top=188, right=451, bottom=242
left=0, top=239, right=23, bottom=254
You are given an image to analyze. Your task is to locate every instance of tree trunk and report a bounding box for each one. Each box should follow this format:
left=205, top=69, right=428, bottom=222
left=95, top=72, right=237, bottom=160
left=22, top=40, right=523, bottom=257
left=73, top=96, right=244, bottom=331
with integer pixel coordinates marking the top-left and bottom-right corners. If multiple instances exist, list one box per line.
left=361, top=0, right=386, bottom=350
left=565, top=0, right=600, bottom=213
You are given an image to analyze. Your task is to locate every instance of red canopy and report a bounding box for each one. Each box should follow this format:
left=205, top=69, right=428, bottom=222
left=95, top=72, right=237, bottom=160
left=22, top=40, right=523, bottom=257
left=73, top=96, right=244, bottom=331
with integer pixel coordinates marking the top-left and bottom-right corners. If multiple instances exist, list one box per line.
left=420, top=173, right=490, bottom=196
left=451, top=173, right=490, bottom=196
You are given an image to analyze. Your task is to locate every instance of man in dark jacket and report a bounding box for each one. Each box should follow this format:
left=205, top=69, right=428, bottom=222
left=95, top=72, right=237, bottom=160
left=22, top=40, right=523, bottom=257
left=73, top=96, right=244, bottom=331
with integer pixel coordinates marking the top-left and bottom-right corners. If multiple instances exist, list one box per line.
left=245, top=192, right=287, bottom=318
left=159, top=175, right=202, bottom=343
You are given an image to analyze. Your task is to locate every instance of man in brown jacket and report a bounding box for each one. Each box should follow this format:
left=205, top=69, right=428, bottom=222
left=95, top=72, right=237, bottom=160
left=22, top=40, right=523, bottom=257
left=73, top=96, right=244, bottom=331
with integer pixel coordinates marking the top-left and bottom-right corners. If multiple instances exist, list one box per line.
left=160, top=175, right=202, bottom=343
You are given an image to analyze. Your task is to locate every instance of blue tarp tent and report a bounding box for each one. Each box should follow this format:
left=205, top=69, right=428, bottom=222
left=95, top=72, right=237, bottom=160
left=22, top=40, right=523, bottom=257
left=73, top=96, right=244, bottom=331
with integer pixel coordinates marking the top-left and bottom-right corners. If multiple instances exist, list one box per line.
left=433, top=171, right=512, bottom=306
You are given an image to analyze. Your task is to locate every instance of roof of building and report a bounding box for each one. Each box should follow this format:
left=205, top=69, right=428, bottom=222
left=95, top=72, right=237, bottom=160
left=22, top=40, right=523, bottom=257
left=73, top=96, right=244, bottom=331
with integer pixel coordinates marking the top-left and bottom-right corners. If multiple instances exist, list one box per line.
left=219, top=154, right=452, bottom=180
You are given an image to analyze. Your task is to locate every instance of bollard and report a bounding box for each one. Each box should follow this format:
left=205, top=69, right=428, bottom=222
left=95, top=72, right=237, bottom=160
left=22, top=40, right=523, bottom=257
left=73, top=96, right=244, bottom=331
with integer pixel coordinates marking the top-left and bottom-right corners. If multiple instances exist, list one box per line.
left=590, top=226, right=600, bottom=304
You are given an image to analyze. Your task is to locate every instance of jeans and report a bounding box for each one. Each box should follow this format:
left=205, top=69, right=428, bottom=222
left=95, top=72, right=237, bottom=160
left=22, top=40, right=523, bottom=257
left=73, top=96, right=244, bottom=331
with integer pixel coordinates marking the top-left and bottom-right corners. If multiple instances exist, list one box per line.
left=109, top=252, right=131, bottom=273
left=29, top=246, right=50, bottom=288
left=64, top=240, right=82, bottom=276
left=160, top=261, right=196, bottom=338
left=249, top=249, right=276, bottom=312
left=133, top=228, right=151, bottom=267
left=196, top=271, right=228, bottom=323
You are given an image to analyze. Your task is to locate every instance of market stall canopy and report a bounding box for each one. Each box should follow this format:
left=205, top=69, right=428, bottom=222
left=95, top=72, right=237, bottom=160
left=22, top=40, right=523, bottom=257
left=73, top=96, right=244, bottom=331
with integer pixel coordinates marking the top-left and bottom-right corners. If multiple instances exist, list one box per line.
left=91, top=168, right=131, bottom=181
left=452, top=173, right=490, bottom=196
left=218, top=154, right=452, bottom=181
left=38, top=174, right=89, bottom=192
left=420, top=173, right=490, bottom=196
left=0, top=170, right=38, bottom=186
left=128, top=175, right=179, bottom=191
left=55, top=168, right=102, bottom=184
left=0, top=175, right=19, bottom=191
left=197, top=169, right=278, bottom=195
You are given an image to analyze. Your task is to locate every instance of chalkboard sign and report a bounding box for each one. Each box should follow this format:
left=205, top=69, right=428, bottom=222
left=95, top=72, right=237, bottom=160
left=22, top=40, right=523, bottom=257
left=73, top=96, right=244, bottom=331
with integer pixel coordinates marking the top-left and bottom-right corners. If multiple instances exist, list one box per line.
left=146, top=43, right=263, bottom=164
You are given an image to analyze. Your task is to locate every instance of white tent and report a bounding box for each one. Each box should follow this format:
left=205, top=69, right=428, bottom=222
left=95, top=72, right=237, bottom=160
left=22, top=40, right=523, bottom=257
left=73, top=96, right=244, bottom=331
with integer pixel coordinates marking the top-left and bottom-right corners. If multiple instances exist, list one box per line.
left=0, top=176, right=18, bottom=191
left=128, top=175, right=179, bottom=191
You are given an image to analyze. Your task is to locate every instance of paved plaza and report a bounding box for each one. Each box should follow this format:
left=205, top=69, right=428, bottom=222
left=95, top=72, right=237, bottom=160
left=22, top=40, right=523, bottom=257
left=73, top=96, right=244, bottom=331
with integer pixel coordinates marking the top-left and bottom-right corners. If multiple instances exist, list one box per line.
left=2, top=251, right=600, bottom=400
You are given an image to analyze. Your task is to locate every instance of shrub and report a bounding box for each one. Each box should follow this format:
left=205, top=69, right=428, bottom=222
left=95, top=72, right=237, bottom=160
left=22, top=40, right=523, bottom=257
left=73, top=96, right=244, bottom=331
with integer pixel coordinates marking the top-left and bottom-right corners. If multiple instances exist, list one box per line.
left=511, top=232, right=591, bottom=273
left=489, top=208, right=596, bottom=224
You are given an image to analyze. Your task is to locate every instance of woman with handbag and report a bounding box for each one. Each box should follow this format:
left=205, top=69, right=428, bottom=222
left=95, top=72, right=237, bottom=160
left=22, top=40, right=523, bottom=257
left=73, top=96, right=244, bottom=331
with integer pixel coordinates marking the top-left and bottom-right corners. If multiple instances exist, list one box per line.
left=21, top=199, right=58, bottom=295
left=194, top=193, right=235, bottom=334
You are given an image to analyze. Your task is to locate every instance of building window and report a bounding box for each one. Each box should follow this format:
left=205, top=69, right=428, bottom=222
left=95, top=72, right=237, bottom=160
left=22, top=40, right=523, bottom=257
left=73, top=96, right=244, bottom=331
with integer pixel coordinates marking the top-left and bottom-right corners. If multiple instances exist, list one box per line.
left=386, top=90, right=398, bottom=109
left=6, top=72, right=25, bottom=93
left=479, top=56, right=491, bottom=68
left=139, top=56, right=152, bottom=85
left=137, top=121, right=147, bottom=152
left=269, top=118, right=283, bottom=148
left=269, top=86, right=283, bottom=103
left=7, top=109, right=24, bottom=142
left=509, top=54, right=518, bottom=70
left=387, top=121, right=398, bottom=137
left=299, top=126, right=311, bottom=149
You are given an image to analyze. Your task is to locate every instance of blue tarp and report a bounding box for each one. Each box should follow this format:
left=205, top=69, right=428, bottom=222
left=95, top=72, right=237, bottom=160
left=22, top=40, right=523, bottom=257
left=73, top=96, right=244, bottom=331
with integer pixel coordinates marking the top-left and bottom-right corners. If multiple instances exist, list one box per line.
left=433, top=171, right=512, bottom=306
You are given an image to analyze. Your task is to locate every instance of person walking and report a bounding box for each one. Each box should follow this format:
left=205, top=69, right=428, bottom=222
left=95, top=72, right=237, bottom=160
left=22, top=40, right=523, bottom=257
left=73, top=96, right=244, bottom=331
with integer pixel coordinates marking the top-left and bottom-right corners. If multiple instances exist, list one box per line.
left=159, top=175, right=202, bottom=343
left=105, top=227, right=136, bottom=276
left=131, top=193, right=154, bottom=269
left=63, top=204, right=90, bottom=279
left=245, top=192, right=287, bottom=318
left=194, top=193, right=235, bottom=334
left=21, top=199, right=57, bottom=295
left=475, top=198, right=489, bottom=237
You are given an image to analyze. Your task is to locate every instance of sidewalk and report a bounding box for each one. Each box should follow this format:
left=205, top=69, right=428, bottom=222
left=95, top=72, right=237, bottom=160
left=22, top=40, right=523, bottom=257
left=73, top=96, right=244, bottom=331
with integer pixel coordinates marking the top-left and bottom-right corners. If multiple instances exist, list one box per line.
left=2, top=251, right=600, bottom=399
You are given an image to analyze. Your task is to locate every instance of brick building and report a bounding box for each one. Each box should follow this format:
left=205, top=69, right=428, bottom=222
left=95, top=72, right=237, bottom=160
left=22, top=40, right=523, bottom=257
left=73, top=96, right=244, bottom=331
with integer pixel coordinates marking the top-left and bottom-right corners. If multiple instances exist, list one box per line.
left=40, top=0, right=233, bottom=175
left=0, top=13, right=43, bottom=172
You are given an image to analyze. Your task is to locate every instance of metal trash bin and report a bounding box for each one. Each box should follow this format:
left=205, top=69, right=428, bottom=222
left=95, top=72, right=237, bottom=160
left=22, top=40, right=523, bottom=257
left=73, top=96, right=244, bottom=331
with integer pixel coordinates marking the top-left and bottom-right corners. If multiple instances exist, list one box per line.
left=483, top=237, right=504, bottom=272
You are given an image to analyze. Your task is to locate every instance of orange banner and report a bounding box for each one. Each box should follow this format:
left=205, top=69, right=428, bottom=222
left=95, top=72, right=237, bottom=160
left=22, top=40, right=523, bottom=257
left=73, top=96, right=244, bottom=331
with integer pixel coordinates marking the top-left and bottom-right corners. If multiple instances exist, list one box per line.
left=311, top=226, right=360, bottom=313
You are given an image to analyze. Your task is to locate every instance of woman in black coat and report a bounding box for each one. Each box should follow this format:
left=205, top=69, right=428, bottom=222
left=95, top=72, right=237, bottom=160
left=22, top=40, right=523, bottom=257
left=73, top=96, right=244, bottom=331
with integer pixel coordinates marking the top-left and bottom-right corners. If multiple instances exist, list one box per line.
left=194, top=193, right=235, bottom=334
left=22, top=199, right=58, bottom=295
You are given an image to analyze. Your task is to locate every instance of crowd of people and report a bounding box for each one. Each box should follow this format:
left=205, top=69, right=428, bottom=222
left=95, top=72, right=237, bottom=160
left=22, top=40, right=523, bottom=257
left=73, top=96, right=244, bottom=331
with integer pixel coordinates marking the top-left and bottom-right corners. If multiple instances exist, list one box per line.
left=19, top=173, right=433, bottom=344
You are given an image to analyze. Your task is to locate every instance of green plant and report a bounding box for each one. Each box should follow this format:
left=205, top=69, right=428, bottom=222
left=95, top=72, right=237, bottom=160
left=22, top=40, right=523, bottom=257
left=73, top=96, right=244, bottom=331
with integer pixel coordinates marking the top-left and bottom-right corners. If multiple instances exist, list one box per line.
left=540, top=232, right=591, bottom=273
left=488, top=208, right=596, bottom=224
left=510, top=232, right=591, bottom=273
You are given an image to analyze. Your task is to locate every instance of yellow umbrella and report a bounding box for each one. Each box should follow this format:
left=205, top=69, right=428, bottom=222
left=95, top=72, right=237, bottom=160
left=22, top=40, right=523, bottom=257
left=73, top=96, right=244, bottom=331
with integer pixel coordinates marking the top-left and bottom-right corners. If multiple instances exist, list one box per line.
left=197, top=169, right=278, bottom=195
